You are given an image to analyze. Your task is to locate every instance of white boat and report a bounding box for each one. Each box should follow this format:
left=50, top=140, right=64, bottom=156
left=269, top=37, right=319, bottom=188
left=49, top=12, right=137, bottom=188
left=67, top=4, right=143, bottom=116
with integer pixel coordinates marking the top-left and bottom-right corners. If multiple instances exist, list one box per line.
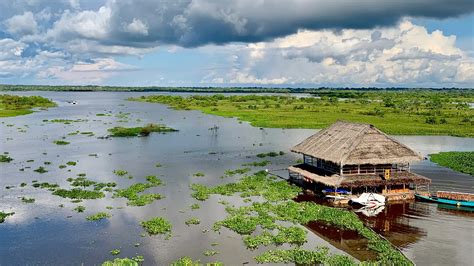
left=350, top=193, right=385, bottom=207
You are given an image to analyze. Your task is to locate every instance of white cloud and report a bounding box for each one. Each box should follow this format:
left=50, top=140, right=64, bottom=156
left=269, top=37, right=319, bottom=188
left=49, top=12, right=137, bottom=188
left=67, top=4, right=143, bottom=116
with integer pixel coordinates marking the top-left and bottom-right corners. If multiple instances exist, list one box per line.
left=37, top=58, right=137, bottom=83
left=5, top=11, right=38, bottom=35
left=124, top=18, right=148, bottom=35
left=213, top=20, right=474, bottom=87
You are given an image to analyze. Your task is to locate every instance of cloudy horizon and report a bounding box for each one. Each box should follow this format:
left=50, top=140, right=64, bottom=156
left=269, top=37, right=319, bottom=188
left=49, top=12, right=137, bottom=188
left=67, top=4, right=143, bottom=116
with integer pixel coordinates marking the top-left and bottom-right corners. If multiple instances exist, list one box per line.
left=1, top=0, right=473, bottom=87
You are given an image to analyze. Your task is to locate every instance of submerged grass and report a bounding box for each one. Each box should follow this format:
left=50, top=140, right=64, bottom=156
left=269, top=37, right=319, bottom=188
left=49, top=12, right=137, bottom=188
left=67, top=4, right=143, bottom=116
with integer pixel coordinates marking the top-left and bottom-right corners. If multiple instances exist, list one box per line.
left=430, top=151, right=474, bottom=176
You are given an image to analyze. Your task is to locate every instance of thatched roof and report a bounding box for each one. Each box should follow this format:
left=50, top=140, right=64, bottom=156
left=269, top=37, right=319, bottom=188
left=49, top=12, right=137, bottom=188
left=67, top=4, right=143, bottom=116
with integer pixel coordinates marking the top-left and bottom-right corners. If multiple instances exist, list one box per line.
left=289, top=164, right=431, bottom=188
left=291, top=121, right=422, bottom=165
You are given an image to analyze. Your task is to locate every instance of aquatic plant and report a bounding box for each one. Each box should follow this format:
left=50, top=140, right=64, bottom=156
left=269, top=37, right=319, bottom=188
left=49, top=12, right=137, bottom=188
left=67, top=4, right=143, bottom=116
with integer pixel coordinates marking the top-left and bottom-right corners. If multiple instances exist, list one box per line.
left=66, top=161, right=77, bottom=166
left=256, top=151, right=284, bottom=158
left=430, top=151, right=474, bottom=176
left=192, top=171, right=412, bottom=265
left=110, top=249, right=121, bottom=255
left=113, top=176, right=163, bottom=206
left=185, top=217, right=201, bottom=226
left=20, top=197, right=35, bottom=203
left=53, top=140, right=70, bottom=145
left=101, top=257, right=143, bottom=266
left=113, top=170, right=128, bottom=176
left=0, top=155, right=13, bottom=162
left=86, top=212, right=111, bottom=221
left=254, top=247, right=356, bottom=265
left=108, top=123, right=178, bottom=137
left=74, top=205, right=85, bottom=212
left=190, top=203, right=200, bottom=210
left=193, top=172, right=205, bottom=177
left=242, top=160, right=271, bottom=167
left=140, top=217, right=172, bottom=235
left=32, top=182, right=59, bottom=189
left=170, top=257, right=222, bottom=266
left=53, top=188, right=105, bottom=199
left=224, top=167, right=251, bottom=176
left=203, top=250, right=219, bottom=257
left=33, top=166, right=48, bottom=173
left=0, top=211, right=14, bottom=223
left=59, top=165, right=67, bottom=169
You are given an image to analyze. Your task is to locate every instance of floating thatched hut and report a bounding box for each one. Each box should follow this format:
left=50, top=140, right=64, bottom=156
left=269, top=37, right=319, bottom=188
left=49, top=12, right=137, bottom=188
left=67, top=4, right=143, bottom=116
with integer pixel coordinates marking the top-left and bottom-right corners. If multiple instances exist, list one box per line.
left=288, top=121, right=431, bottom=202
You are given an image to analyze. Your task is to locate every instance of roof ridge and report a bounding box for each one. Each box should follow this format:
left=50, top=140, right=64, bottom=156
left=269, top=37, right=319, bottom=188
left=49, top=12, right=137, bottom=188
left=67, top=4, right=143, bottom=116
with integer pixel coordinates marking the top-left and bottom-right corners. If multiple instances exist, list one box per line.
left=339, top=123, right=371, bottom=165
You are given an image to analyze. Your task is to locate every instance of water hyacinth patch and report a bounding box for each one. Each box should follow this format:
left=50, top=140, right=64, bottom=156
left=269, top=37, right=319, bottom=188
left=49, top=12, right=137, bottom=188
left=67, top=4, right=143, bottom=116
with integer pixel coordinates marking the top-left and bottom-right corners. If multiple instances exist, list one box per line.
left=0, top=155, right=13, bottom=162
left=86, top=212, right=111, bottom=221
left=108, top=123, right=177, bottom=137
left=185, top=217, right=201, bottom=226
left=53, top=140, right=70, bottom=145
left=140, top=217, right=172, bottom=236
left=0, top=211, right=14, bottom=223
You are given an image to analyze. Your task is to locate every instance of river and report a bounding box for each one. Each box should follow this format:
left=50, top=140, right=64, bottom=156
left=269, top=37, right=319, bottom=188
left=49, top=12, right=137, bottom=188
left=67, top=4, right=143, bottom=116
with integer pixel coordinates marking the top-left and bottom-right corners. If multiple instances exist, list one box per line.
left=0, top=91, right=473, bottom=265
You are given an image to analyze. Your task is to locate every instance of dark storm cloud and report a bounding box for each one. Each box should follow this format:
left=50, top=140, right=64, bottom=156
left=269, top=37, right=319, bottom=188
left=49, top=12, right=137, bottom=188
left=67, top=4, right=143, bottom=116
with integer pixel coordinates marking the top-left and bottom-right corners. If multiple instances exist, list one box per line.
left=102, top=0, right=474, bottom=47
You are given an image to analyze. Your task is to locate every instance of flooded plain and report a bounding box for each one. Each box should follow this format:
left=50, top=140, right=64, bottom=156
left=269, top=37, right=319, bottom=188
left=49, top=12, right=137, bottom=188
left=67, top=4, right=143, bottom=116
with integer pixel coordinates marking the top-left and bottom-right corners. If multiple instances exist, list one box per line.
left=1, top=92, right=473, bottom=265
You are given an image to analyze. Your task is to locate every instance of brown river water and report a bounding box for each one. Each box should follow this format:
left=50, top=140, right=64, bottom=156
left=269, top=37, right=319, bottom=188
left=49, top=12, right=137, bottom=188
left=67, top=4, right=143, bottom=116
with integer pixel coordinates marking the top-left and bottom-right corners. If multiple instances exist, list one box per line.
left=0, top=92, right=473, bottom=265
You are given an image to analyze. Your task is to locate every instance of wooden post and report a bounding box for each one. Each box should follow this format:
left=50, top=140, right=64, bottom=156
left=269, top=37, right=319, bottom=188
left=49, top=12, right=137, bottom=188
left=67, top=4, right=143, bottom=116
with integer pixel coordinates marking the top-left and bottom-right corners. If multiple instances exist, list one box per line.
left=340, top=164, right=343, bottom=176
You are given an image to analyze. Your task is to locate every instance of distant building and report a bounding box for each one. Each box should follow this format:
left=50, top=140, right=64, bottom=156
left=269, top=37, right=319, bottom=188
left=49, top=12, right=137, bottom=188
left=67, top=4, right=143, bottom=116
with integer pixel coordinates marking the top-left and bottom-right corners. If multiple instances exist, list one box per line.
left=288, top=121, right=431, bottom=201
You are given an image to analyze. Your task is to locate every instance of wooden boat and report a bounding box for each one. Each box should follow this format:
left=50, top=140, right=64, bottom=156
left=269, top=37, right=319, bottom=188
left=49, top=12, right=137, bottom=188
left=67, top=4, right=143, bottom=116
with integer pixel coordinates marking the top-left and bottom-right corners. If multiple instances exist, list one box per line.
left=415, top=191, right=474, bottom=208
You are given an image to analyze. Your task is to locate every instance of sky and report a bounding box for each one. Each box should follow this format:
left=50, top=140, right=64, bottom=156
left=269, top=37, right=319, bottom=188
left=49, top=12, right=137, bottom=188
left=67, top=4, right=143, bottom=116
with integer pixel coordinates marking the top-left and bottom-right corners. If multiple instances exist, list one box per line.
left=0, top=0, right=473, bottom=88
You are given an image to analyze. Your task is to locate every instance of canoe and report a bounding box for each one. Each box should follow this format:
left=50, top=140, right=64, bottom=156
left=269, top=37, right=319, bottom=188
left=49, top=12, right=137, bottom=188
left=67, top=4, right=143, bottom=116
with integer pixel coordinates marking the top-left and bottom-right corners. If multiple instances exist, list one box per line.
left=415, top=193, right=474, bottom=207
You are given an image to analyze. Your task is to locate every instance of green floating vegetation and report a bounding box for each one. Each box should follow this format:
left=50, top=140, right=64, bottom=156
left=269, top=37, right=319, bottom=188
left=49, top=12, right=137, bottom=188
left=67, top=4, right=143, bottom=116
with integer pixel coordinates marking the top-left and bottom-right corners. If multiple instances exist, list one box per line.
left=0, top=211, right=15, bottom=223
left=110, top=249, right=121, bottom=255
left=430, top=151, right=474, bottom=176
left=190, top=203, right=200, bottom=210
left=224, top=167, right=251, bottom=176
left=21, top=197, right=35, bottom=203
left=113, top=175, right=163, bottom=206
left=33, top=166, right=48, bottom=173
left=140, top=217, right=172, bottom=236
left=74, top=205, right=85, bottom=212
left=185, top=217, right=201, bottom=226
left=113, top=169, right=128, bottom=176
left=101, top=256, right=144, bottom=266
left=108, top=123, right=178, bottom=137
left=193, top=171, right=412, bottom=265
left=53, top=188, right=105, bottom=200
left=256, top=151, right=284, bottom=158
left=0, top=94, right=56, bottom=117
left=129, top=92, right=474, bottom=137
left=203, top=250, right=219, bottom=257
left=53, top=140, right=70, bottom=145
left=170, top=257, right=222, bottom=266
left=66, top=161, right=77, bottom=166
left=190, top=171, right=300, bottom=202
left=32, top=182, right=59, bottom=190
left=47, top=118, right=87, bottom=124
left=86, top=212, right=111, bottom=221
left=193, top=172, right=205, bottom=177
left=0, top=154, right=13, bottom=163
left=255, top=247, right=356, bottom=265
left=243, top=160, right=271, bottom=167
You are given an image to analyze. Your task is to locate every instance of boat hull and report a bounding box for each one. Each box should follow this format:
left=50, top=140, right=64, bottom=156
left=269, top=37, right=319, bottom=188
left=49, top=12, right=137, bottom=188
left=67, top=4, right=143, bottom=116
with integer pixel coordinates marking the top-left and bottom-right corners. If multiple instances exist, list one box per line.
left=415, top=194, right=474, bottom=207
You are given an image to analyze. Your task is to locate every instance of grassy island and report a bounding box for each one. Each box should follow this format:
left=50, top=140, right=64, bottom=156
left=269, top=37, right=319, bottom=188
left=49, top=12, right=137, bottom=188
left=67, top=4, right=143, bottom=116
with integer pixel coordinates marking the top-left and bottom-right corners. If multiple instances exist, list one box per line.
left=0, top=94, right=56, bottom=117
left=430, top=151, right=474, bottom=176
left=129, top=90, right=473, bottom=137
left=108, top=123, right=178, bottom=137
